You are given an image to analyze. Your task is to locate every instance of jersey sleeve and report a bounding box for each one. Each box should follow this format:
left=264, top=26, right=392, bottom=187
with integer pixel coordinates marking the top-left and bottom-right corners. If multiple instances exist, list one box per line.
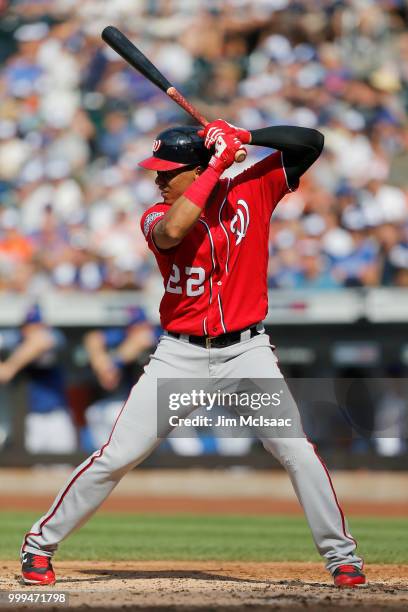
left=140, top=204, right=169, bottom=254
left=230, top=151, right=294, bottom=217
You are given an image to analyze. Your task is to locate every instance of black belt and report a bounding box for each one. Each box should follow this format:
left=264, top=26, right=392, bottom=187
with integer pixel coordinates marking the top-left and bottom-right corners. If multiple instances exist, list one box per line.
left=167, top=324, right=261, bottom=349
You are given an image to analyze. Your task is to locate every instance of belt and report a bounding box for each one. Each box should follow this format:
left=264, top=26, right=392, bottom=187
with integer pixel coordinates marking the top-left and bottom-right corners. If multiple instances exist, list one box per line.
left=166, top=323, right=264, bottom=349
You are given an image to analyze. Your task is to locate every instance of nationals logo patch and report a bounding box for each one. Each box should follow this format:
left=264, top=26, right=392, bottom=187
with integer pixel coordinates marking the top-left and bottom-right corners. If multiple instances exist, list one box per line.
left=231, top=199, right=250, bottom=245
left=152, top=139, right=161, bottom=152
left=143, top=211, right=164, bottom=237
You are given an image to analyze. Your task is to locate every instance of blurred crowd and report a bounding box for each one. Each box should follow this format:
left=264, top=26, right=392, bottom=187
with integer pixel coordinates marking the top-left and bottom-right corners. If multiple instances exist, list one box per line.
left=1, top=0, right=408, bottom=294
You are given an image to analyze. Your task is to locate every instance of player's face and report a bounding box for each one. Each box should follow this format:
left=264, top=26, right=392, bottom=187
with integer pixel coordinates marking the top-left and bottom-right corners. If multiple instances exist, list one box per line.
left=155, top=165, right=200, bottom=204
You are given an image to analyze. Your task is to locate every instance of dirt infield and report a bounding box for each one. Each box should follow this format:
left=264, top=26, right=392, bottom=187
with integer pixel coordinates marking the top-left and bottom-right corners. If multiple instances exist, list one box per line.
left=1, top=470, right=407, bottom=609
left=2, top=494, right=408, bottom=516
left=1, top=561, right=408, bottom=611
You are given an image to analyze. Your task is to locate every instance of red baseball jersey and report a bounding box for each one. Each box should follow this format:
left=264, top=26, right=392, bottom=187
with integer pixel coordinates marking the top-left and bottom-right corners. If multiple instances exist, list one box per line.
left=140, top=152, right=292, bottom=336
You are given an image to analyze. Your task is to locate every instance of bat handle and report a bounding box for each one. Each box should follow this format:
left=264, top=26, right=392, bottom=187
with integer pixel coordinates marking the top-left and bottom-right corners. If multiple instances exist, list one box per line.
left=167, top=87, right=247, bottom=163
left=167, top=87, right=208, bottom=126
left=234, top=149, right=247, bottom=163
left=201, top=118, right=247, bottom=163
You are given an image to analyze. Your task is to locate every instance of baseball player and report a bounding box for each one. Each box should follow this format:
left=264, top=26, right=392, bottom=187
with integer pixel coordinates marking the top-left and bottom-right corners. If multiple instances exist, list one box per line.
left=82, top=306, right=156, bottom=451
left=0, top=304, right=76, bottom=454
left=20, top=121, right=365, bottom=588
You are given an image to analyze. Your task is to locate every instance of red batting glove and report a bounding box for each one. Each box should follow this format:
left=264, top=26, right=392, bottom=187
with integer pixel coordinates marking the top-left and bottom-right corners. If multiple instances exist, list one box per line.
left=230, top=123, right=251, bottom=145
left=198, top=119, right=251, bottom=148
left=198, top=120, right=235, bottom=149
left=208, top=132, right=246, bottom=174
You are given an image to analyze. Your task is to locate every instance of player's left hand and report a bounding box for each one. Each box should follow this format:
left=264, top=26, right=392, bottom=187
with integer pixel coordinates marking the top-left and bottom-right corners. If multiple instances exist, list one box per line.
left=208, top=132, right=245, bottom=173
left=198, top=120, right=251, bottom=149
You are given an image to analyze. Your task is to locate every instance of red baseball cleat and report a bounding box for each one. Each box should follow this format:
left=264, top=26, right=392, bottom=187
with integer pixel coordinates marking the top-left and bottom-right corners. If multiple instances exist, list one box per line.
left=21, top=552, right=56, bottom=585
left=333, top=564, right=365, bottom=587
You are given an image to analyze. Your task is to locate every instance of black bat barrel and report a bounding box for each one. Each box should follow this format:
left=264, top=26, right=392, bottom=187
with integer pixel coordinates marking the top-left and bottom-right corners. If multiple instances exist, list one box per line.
left=101, top=26, right=172, bottom=93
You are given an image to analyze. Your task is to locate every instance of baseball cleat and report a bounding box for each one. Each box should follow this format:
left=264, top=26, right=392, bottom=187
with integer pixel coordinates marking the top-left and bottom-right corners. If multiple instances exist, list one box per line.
left=21, top=552, right=56, bottom=585
left=333, top=564, right=365, bottom=587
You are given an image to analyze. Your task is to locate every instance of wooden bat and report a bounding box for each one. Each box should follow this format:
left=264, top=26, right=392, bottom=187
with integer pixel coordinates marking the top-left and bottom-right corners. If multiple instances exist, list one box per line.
left=101, top=26, right=247, bottom=163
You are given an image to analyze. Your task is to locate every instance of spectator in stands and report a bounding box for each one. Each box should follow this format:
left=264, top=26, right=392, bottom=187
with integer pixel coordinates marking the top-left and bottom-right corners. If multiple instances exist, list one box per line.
left=0, top=304, right=77, bottom=454
left=98, top=111, right=136, bottom=162
left=0, top=0, right=407, bottom=293
left=268, top=229, right=301, bottom=289
left=294, top=240, right=340, bottom=290
left=0, top=209, right=33, bottom=288
left=0, top=208, right=33, bottom=262
left=329, top=209, right=379, bottom=287
left=30, top=205, right=71, bottom=281
left=90, top=207, right=149, bottom=289
left=376, top=223, right=408, bottom=286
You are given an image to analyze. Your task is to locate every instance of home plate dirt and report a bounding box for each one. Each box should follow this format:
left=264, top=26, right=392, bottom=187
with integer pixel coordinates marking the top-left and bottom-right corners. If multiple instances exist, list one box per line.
left=1, top=561, right=408, bottom=611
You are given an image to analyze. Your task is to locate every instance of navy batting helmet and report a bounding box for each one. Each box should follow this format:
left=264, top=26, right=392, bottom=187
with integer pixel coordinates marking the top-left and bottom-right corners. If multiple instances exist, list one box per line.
left=138, top=126, right=211, bottom=171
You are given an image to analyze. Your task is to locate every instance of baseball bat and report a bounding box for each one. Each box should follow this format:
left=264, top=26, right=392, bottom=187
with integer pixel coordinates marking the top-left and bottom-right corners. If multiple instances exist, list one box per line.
left=101, top=26, right=247, bottom=163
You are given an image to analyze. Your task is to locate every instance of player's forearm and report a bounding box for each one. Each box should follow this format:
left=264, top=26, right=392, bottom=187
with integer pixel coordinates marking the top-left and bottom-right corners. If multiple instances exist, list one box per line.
left=249, top=125, right=324, bottom=185
left=85, top=332, right=105, bottom=353
left=154, top=166, right=221, bottom=249
left=249, top=126, right=324, bottom=158
left=85, top=332, right=113, bottom=372
left=3, top=334, right=55, bottom=378
left=154, top=197, right=204, bottom=248
left=116, top=327, right=153, bottom=363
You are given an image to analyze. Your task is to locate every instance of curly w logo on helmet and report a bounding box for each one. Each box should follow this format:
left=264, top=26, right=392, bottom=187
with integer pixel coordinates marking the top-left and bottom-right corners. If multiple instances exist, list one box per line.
left=152, top=139, right=161, bottom=152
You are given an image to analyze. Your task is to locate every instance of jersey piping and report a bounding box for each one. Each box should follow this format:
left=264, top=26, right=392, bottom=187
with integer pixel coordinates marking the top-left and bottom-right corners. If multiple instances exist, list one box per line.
left=218, top=178, right=231, bottom=274
left=198, top=218, right=215, bottom=304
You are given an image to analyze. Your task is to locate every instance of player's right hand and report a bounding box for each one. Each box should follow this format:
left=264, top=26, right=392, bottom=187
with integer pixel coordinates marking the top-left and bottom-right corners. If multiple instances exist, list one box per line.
left=198, top=119, right=251, bottom=148
left=208, top=132, right=246, bottom=173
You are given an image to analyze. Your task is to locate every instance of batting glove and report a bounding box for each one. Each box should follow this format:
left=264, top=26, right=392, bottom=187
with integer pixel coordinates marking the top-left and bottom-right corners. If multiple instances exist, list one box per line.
left=198, top=119, right=251, bottom=148
left=208, top=132, right=246, bottom=173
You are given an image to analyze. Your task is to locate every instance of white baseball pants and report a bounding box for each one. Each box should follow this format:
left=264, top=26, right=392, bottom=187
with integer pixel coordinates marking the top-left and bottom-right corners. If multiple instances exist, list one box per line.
left=23, top=332, right=363, bottom=574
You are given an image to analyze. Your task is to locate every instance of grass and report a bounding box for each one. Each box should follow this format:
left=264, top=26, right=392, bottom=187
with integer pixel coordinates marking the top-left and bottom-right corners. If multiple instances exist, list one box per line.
left=2, top=512, right=407, bottom=564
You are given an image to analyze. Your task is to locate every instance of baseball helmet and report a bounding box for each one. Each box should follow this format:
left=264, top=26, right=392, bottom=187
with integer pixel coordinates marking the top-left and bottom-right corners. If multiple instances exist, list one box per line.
left=138, top=126, right=211, bottom=171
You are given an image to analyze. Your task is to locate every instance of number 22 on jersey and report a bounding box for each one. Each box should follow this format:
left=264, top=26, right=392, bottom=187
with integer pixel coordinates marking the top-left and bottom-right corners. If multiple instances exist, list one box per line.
left=166, top=265, right=205, bottom=297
